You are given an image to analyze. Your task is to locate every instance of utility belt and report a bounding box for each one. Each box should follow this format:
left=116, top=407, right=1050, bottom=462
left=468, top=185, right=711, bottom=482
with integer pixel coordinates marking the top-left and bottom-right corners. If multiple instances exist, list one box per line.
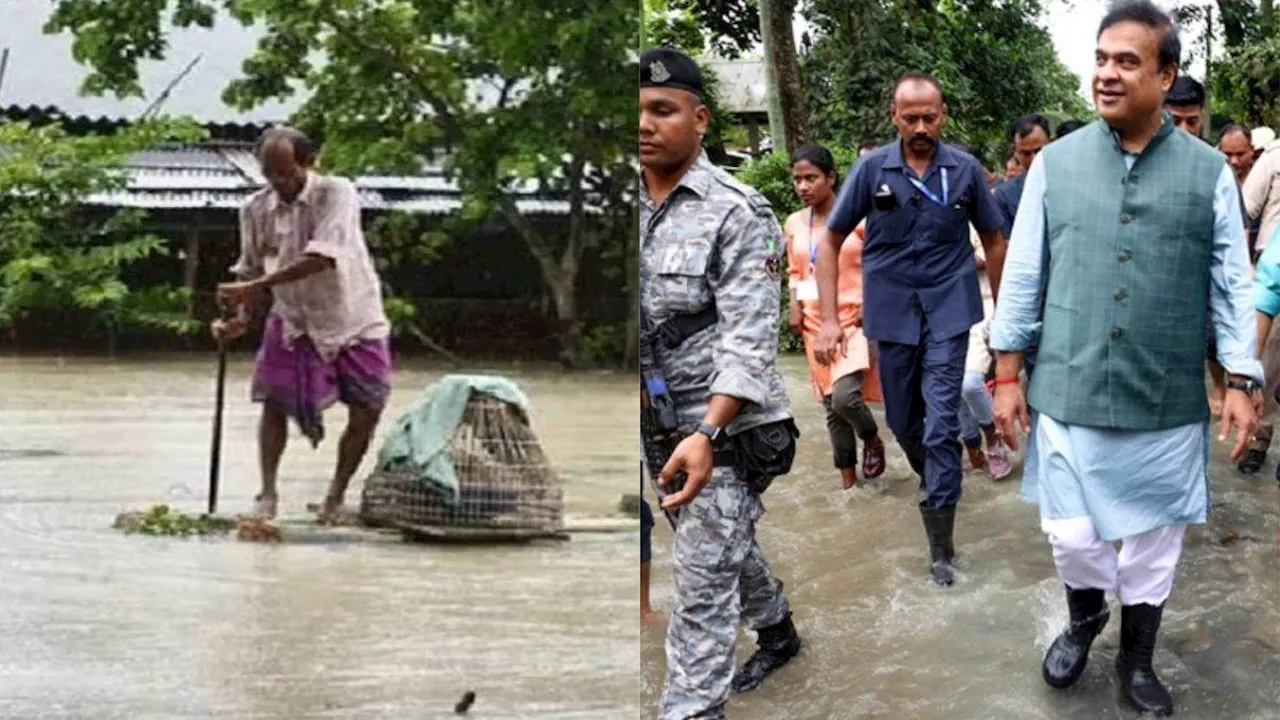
left=641, top=302, right=799, bottom=496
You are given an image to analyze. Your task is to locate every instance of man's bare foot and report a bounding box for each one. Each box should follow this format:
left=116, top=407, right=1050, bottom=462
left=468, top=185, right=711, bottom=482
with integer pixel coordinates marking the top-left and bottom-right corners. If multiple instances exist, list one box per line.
left=1209, top=386, right=1226, bottom=416
left=316, top=495, right=360, bottom=526
left=840, top=467, right=860, bottom=490
left=252, top=493, right=278, bottom=520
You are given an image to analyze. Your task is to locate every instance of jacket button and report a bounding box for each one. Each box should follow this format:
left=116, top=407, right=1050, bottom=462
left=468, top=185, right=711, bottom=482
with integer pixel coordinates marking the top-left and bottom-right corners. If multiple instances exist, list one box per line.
left=1118, top=250, right=1132, bottom=262
left=1114, top=289, right=1128, bottom=301
left=1119, top=214, right=1133, bottom=224
left=1111, top=327, right=1124, bottom=339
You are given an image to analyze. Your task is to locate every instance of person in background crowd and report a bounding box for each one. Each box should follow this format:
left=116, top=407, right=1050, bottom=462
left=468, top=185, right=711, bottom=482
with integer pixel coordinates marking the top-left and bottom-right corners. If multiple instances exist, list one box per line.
left=994, top=116, right=1052, bottom=240
left=1239, top=126, right=1280, bottom=473
left=1164, top=75, right=1232, bottom=417
left=786, top=143, right=888, bottom=490
left=1164, top=75, right=1206, bottom=138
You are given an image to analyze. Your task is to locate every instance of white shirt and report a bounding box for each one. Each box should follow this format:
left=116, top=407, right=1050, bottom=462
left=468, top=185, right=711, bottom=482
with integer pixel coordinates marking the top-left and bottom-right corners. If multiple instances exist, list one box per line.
left=231, top=172, right=389, bottom=361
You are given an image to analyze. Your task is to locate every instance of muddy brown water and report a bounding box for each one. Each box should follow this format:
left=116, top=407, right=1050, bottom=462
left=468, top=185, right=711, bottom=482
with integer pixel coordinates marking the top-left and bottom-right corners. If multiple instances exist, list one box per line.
left=0, top=353, right=637, bottom=719
left=643, top=355, right=1280, bottom=719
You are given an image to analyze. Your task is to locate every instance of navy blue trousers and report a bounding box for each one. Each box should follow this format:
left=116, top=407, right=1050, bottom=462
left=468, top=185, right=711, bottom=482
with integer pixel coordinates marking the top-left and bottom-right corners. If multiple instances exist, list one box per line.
left=878, top=327, right=969, bottom=509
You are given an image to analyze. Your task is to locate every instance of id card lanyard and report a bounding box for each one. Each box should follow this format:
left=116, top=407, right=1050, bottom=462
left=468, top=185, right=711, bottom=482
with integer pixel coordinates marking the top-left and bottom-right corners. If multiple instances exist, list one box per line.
left=906, top=167, right=949, bottom=208
left=807, top=209, right=817, bottom=277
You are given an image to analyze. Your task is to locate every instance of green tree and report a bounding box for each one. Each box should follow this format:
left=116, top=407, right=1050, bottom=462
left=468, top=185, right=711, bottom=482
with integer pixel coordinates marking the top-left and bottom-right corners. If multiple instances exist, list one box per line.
left=48, top=0, right=637, bottom=368
left=802, top=0, right=1088, bottom=158
left=1175, top=2, right=1280, bottom=128
left=0, top=118, right=205, bottom=352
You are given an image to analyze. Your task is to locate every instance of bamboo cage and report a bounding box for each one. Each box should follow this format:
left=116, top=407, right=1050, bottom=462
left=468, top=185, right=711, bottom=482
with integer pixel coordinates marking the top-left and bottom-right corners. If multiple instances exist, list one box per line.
left=359, top=392, right=566, bottom=541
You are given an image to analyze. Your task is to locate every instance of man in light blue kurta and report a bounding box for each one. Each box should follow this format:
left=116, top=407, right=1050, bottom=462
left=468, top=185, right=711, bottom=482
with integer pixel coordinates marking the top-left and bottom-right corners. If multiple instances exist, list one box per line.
left=988, top=3, right=1261, bottom=716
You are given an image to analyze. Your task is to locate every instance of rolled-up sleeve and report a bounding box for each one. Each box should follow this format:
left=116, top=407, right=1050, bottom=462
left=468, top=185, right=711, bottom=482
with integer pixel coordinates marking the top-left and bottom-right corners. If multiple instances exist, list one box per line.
left=988, top=155, right=1048, bottom=352
left=304, top=179, right=361, bottom=260
left=706, top=206, right=781, bottom=405
left=229, top=204, right=263, bottom=280
left=827, top=159, right=870, bottom=236
left=1210, top=164, right=1265, bottom=384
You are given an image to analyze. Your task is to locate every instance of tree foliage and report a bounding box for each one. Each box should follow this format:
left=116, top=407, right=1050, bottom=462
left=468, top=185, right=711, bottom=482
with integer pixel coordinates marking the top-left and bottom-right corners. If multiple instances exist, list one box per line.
left=48, top=0, right=637, bottom=367
left=0, top=119, right=205, bottom=347
left=1175, top=1, right=1280, bottom=128
left=802, top=0, right=1089, bottom=163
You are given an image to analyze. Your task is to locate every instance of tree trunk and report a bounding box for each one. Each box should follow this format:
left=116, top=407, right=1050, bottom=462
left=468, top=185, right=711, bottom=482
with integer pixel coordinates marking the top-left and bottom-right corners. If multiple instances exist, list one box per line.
left=769, top=0, right=808, bottom=152
left=497, top=159, right=589, bottom=369
left=757, top=0, right=788, bottom=152
left=758, top=0, right=808, bottom=154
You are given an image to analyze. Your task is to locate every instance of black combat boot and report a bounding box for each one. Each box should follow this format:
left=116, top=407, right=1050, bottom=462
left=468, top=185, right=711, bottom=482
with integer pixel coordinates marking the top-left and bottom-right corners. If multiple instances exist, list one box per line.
left=919, top=505, right=956, bottom=586
left=1115, top=603, right=1174, bottom=716
left=730, top=612, right=802, bottom=694
left=1042, top=586, right=1109, bottom=688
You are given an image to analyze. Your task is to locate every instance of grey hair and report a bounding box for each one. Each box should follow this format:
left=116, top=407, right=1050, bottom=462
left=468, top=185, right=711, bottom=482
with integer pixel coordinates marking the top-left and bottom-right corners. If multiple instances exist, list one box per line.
left=253, top=126, right=317, bottom=167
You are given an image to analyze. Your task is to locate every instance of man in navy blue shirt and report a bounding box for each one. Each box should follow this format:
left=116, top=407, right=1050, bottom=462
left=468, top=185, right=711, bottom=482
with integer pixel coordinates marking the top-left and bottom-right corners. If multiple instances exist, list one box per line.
left=993, top=115, right=1052, bottom=240
left=812, top=72, right=1007, bottom=587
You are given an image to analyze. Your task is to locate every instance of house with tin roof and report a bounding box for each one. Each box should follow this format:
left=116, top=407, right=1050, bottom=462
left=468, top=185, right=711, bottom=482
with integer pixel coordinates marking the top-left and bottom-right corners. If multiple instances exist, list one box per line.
left=0, top=5, right=609, bottom=357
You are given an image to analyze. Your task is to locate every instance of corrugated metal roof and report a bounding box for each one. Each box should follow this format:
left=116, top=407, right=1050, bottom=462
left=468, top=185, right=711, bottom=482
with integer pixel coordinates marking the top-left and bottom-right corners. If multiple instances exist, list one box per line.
left=82, top=189, right=591, bottom=216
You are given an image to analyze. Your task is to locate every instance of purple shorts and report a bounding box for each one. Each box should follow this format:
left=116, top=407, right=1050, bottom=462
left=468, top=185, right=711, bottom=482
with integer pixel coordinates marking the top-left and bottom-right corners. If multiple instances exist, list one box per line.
left=251, top=315, right=392, bottom=447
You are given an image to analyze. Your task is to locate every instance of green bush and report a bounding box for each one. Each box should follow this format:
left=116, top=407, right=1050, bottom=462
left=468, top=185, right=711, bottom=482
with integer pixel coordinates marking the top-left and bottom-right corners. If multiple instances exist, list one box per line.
left=735, top=144, right=861, bottom=352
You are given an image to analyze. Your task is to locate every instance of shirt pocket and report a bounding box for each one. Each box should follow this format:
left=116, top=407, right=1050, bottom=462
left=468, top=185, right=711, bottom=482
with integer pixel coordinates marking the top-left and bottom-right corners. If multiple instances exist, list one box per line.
left=654, top=242, right=713, bottom=314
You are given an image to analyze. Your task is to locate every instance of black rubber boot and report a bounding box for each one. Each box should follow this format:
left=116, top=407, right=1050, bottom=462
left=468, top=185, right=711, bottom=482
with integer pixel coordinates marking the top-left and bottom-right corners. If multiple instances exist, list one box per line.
left=1237, top=447, right=1265, bottom=474
left=1042, top=586, right=1109, bottom=688
left=731, top=612, right=802, bottom=694
left=1115, top=603, right=1174, bottom=716
left=919, top=505, right=956, bottom=586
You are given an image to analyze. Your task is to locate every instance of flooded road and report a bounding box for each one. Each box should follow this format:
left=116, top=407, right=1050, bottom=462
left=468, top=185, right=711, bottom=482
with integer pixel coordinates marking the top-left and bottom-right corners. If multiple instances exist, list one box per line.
left=643, top=355, right=1280, bottom=719
left=0, top=353, right=637, bottom=719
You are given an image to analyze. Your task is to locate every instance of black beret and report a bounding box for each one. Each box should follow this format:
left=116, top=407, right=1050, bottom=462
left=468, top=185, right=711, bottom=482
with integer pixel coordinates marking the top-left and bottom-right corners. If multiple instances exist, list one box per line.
left=640, top=48, right=703, bottom=99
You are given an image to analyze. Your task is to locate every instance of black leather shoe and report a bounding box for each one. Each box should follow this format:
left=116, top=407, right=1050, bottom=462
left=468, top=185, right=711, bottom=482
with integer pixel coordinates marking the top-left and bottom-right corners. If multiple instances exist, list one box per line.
left=1116, top=603, right=1174, bottom=716
left=1042, top=586, right=1109, bottom=688
left=731, top=613, right=802, bottom=694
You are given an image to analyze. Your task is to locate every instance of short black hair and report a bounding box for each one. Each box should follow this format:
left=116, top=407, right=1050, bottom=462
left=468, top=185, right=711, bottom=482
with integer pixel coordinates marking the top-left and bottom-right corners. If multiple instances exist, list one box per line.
left=1218, top=123, right=1250, bottom=144
left=791, top=143, right=839, bottom=185
left=255, top=126, right=317, bottom=167
left=1010, top=114, right=1052, bottom=142
left=1056, top=119, right=1087, bottom=139
left=1098, top=0, right=1181, bottom=71
left=1165, top=75, right=1205, bottom=107
left=858, top=140, right=878, bottom=152
left=893, top=72, right=945, bottom=104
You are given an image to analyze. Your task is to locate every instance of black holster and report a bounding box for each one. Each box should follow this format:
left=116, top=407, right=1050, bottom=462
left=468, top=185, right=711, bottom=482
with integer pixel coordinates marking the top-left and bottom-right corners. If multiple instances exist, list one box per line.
left=730, top=419, right=800, bottom=494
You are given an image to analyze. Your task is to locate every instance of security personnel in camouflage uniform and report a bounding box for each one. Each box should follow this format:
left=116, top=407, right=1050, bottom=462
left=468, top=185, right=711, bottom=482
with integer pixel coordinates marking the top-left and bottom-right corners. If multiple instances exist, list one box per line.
left=640, top=48, right=802, bottom=719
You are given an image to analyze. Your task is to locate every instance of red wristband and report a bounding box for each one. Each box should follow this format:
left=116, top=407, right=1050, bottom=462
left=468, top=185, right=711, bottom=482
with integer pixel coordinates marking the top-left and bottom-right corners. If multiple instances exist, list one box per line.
left=991, top=376, right=1020, bottom=385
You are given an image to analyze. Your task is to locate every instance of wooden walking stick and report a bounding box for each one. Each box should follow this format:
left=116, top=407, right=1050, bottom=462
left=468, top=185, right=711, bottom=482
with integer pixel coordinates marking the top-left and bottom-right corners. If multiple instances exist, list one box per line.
left=208, top=308, right=235, bottom=516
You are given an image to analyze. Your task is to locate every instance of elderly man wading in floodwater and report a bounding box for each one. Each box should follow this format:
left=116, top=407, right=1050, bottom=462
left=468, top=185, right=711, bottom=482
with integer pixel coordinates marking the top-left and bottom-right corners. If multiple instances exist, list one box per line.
left=213, top=127, right=393, bottom=524
left=989, top=2, right=1261, bottom=715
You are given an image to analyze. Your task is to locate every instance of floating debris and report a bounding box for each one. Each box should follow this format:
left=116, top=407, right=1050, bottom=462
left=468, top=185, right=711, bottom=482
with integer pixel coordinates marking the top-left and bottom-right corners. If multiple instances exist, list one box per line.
left=113, top=505, right=235, bottom=536
left=455, top=690, right=476, bottom=714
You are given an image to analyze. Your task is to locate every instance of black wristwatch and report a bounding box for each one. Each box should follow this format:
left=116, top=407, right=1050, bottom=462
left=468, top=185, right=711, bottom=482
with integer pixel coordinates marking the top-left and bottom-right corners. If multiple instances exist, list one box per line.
left=695, top=421, right=723, bottom=443
left=1226, top=378, right=1261, bottom=396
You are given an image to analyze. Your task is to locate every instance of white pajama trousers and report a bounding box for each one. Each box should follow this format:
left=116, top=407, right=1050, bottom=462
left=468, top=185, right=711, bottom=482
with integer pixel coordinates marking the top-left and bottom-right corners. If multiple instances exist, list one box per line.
left=1041, top=516, right=1186, bottom=606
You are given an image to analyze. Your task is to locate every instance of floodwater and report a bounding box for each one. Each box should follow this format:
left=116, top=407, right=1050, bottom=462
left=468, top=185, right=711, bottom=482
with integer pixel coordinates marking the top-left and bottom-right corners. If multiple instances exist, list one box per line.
left=643, top=355, right=1280, bottom=719
left=0, top=353, right=637, bottom=719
